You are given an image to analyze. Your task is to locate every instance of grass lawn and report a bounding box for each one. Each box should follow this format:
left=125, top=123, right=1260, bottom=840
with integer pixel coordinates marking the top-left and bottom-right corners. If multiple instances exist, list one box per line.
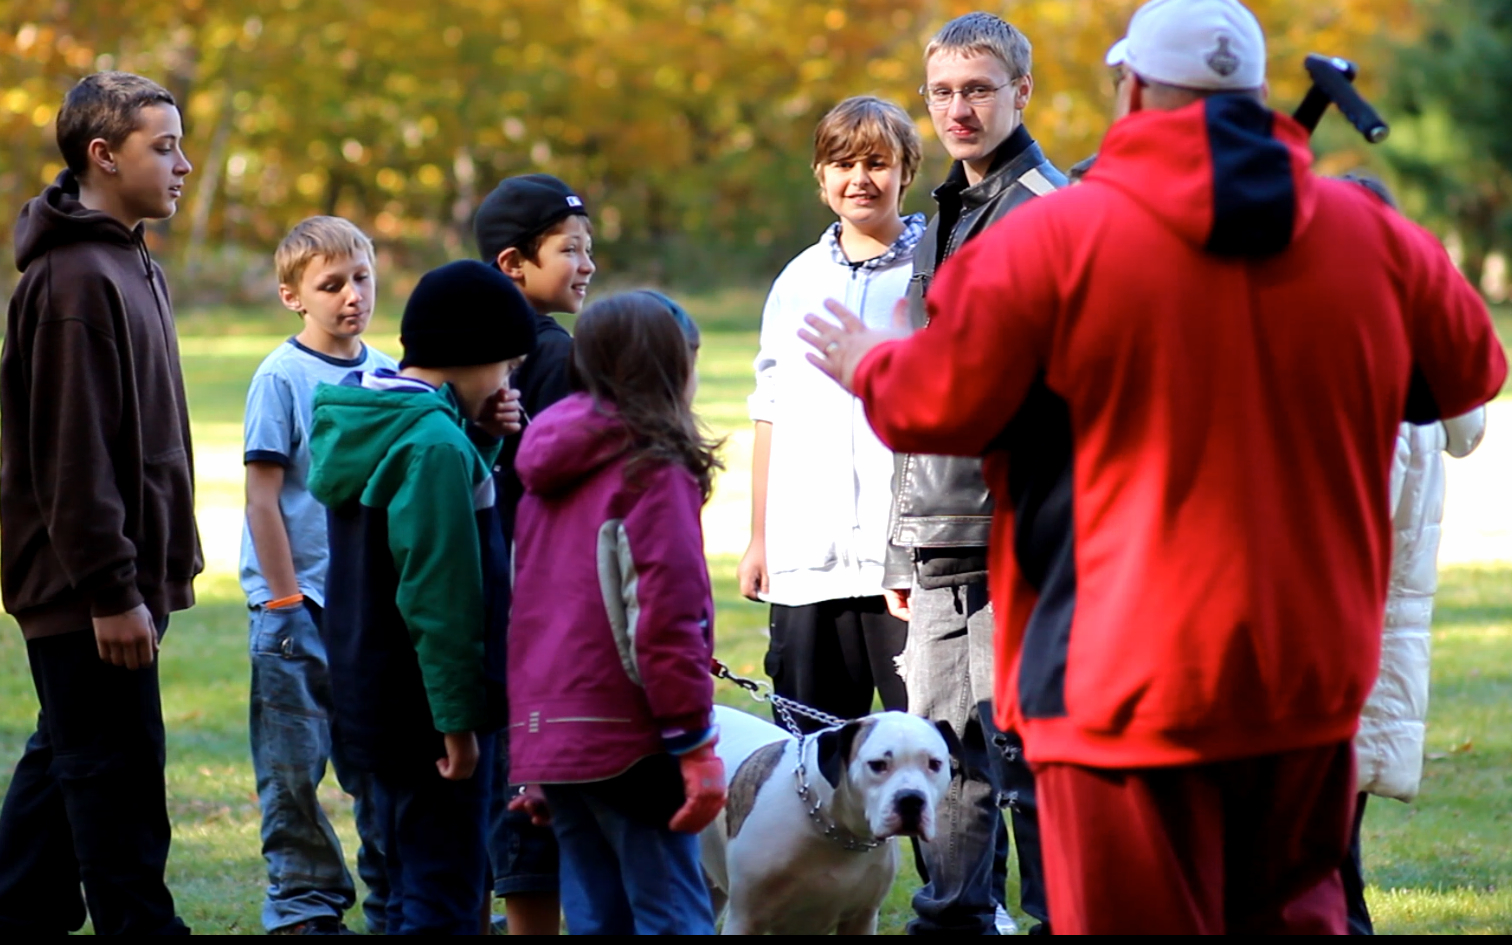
left=0, top=293, right=1508, bottom=933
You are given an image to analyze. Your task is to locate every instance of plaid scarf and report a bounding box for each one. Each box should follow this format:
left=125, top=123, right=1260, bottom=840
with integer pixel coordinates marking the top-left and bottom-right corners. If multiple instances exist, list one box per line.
left=823, top=212, right=926, bottom=269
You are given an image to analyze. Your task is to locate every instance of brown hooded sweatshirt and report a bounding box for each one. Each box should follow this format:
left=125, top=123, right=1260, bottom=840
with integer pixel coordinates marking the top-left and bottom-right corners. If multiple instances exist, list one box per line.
left=2, top=171, right=202, bottom=639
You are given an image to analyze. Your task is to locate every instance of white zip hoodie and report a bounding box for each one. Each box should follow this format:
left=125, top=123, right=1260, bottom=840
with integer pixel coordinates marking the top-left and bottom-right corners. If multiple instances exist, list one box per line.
left=747, top=214, right=925, bottom=606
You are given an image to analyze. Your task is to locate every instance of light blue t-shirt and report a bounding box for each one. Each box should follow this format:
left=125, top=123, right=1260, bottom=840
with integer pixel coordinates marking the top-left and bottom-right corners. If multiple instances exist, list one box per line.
left=240, top=338, right=397, bottom=606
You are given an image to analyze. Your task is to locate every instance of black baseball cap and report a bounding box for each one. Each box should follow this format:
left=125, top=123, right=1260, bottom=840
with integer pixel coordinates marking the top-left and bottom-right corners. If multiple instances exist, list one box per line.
left=473, top=174, right=589, bottom=263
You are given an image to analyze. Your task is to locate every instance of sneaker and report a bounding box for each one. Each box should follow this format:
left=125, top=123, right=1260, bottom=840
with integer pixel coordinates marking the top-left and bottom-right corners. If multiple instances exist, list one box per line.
left=994, top=905, right=1020, bottom=935
left=270, top=917, right=355, bottom=935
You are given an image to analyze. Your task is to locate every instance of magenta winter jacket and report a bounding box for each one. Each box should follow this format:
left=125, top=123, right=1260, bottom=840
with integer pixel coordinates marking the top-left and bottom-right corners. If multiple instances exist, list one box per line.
left=508, top=392, right=715, bottom=784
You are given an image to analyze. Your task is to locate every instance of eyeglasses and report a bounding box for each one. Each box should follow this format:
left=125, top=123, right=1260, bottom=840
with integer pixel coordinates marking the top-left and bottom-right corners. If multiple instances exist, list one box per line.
left=919, top=82, right=1012, bottom=110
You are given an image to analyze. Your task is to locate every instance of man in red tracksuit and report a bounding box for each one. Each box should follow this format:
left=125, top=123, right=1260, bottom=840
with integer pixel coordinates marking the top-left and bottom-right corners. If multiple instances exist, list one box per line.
left=800, top=0, right=1507, bottom=933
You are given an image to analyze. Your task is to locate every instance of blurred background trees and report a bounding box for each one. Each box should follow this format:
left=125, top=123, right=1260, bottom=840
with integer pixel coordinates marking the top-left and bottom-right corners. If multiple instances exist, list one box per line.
left=2, top=0, right=1501, bottom=303
left=1382, top=0, right=1512, bottom=294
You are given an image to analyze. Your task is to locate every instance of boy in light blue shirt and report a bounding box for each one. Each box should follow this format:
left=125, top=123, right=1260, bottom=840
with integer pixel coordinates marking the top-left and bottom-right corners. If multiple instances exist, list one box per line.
left=242, top=216, right=396, bottom=934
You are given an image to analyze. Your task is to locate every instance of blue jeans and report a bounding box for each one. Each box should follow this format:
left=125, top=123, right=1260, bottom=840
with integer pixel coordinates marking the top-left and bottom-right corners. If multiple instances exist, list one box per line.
left=250, top=601, right=387, bottom=932
left=370, top=737, right=494, bottom=935
left=544, top=761, right=714, bottom=935
left=487, top=733, right=559, bottom=897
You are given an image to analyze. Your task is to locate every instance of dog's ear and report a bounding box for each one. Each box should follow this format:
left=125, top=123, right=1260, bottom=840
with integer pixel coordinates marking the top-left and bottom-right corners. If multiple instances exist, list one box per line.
left=815, top=719, right=869, bottom=790
left=934, top=719, right=966, bottom=776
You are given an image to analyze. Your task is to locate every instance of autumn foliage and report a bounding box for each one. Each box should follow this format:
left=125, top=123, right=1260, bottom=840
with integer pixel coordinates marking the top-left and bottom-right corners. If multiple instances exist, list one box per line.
left=0, top=1, right=1416, bottom=297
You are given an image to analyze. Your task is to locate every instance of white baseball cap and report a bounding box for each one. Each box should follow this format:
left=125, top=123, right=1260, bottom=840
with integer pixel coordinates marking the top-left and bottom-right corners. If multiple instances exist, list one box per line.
left=1105, top=0, right=1266, bottom=91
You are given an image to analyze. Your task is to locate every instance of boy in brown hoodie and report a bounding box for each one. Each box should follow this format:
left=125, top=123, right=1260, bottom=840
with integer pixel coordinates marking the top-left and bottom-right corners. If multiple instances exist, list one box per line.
left=0, top=72, right=200, bottom=935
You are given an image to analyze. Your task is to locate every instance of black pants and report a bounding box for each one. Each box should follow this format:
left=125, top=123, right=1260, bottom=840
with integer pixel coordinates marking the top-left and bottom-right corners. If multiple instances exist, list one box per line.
left=991, top=724, right=1051, bottom=933
left=764, top=597, right=908, bottom=734
left=0, top=621, right=187, bottom=935
left=1342, top=792, right=1374, bottom=935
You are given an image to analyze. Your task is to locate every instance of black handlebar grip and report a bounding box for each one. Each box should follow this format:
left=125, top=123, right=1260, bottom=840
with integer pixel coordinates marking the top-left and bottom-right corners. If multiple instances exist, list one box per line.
left=1298, top=54, right=1390, bottom=143
left=1292, top=85, right=1332, bottom=133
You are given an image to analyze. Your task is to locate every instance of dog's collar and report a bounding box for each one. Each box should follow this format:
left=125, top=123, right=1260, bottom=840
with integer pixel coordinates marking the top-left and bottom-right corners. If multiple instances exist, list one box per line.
left=795, top=733, right=884, bottom=853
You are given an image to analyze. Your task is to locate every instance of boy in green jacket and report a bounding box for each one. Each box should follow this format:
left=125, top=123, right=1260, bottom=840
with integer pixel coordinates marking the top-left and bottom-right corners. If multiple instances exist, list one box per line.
left=307, top=260, right=535, bottom=934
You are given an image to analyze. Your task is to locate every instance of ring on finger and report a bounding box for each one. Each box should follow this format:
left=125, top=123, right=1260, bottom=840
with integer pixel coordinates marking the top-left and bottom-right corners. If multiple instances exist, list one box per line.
left=824, top=341, right=841, bottom=355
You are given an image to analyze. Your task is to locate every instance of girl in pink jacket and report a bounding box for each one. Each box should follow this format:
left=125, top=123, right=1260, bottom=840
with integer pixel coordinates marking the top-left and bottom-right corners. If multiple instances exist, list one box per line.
left=507, top=291, right=725, bottom=935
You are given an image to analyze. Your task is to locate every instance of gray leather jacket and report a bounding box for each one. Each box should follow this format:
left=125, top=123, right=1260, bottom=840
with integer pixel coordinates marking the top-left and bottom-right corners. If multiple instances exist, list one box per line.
left=885, top=129, right=1067, bottom=589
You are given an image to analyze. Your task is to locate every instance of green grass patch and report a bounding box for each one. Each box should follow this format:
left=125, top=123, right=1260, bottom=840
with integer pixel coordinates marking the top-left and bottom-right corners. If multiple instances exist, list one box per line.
left=1357, top=565, right=1512, bottom=934
left=0, top=296, right=1507, bottom=933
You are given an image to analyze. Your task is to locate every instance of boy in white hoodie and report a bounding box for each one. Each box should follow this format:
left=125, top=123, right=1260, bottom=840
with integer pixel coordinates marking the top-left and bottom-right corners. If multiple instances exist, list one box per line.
left=738, top=96, right=923, bottom=729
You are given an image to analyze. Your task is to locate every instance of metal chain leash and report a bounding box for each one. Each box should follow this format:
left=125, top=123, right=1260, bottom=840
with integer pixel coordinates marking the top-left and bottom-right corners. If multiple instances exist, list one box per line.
left=711, top=659, right=882, bottom=853
left=712, top=659, right=848, bottom=735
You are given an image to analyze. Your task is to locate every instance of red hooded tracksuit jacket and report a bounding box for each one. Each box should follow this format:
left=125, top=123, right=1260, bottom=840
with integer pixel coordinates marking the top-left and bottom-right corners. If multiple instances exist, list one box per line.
left=855, top=97, right=1507, bottom=770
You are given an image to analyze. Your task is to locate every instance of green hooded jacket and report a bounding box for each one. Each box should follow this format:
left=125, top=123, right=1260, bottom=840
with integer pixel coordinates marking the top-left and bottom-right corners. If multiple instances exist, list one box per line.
left=308, top=372, right=500, bottom=749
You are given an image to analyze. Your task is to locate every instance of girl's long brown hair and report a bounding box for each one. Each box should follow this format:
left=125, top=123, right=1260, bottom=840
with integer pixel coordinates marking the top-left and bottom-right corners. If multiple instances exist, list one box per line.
left=568, top=291, right=724, bottom=502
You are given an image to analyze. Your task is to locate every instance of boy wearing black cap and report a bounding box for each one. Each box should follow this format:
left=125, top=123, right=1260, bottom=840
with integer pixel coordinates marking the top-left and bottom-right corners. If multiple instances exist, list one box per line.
left=307, top=260, right=535, bottom=934
left=475, top=173, right=594, bottom=422
left=473, top=172, right=593, bottom=934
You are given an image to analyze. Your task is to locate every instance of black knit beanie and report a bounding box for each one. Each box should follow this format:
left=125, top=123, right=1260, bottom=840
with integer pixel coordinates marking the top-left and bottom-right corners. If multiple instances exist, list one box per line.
left=474, top=174, right=588, bottom=263
left=399, top=260, right=538, bottom=369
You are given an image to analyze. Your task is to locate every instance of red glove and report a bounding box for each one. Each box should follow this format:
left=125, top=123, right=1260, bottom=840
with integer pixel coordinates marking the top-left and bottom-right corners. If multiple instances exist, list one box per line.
left=668, top=742, right=726, bottom=833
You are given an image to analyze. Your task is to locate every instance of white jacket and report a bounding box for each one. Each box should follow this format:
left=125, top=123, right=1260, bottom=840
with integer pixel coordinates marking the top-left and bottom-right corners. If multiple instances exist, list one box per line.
left=747, top=215, right=924, bottom=606
left=1354, top=407, right=1486, bottom=801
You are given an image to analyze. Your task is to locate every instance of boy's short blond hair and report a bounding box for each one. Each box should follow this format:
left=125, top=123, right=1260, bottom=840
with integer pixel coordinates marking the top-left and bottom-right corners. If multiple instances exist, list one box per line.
left=812, top=96, right=924, bottom=193
left=275, top=216, right=375, bottom=287
left=925, top=12, right=1032, bottom=80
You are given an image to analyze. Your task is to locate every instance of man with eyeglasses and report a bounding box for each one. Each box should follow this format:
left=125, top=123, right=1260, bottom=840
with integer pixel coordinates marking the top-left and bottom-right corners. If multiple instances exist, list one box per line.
left=881, top=11, right=1063, bottom=937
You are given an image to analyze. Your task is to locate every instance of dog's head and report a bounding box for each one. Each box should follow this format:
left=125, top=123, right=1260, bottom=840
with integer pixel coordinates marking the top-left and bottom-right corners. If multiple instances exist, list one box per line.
left=815, top=712, right=957, bottom=842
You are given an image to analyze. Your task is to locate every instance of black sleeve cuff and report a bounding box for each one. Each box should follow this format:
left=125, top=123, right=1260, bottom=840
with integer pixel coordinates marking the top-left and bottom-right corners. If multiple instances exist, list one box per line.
left=89, top=580, right=145, bottom=619
left=245, top=450, right=291, bottom=467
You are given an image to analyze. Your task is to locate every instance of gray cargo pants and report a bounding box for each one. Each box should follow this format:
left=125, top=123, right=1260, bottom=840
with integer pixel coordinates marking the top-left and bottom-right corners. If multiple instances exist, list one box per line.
left=898, top=581, right=1047, bottom=934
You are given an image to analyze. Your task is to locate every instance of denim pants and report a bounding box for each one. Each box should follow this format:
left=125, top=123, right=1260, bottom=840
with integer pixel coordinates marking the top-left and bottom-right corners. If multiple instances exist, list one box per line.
left=543, top=759, right=715, bottom=935
left=0, top=619, right=189, bottom=935
left=250, top=601, right=387, bottom=932
left=369, top=737, right=494, bottom=935
left=487, top=732, right=559, bottom=898
left=899, top=582, right=1049, bottom=934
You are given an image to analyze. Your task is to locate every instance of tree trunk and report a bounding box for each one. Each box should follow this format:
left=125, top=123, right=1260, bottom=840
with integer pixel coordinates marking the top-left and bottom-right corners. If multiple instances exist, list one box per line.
left=185, top=87, right=235, bottom=281
left=324, top=168, right=344, bottom=217
left=1459, top=199, right=1498, bottom=295
left=448, top=146, right=478, bottom=256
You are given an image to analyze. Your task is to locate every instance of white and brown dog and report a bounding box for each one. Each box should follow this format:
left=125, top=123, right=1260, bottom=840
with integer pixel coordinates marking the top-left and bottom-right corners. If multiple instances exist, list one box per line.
left=700, top=705, right=959, bottom=935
